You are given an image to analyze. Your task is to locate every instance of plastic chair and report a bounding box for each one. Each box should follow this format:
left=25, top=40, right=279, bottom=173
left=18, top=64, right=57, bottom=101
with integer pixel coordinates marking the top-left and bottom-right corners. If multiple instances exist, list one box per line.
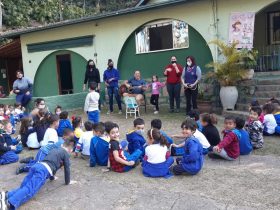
left=124, top=96, right=140, bottom=119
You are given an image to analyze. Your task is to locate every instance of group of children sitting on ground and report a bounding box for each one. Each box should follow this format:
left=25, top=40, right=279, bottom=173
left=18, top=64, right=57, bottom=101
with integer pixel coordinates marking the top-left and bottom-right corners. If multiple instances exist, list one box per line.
left=0, top=95, right=279, bottom=209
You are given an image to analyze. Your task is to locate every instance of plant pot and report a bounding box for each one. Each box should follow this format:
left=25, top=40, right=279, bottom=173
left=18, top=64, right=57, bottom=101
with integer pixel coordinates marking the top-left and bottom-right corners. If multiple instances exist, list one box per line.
left=197, top=100, right=212, bottom=113
left=242, top=69, right=255, bottom=80
left=220, top=86, right=238, bottom=110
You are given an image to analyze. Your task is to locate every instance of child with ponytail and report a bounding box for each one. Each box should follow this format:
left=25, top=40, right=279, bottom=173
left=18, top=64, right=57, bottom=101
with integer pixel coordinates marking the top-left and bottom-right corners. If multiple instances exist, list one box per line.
left=200, top=113, right=220, bottom=149
left=142, top=128, right=174, bottom=178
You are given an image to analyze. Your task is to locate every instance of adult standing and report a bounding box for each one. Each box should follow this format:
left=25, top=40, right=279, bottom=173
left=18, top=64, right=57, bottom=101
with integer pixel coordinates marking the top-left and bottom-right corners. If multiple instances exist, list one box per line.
left=124, top=70, right=147, bottom=105
left=164, top=56, right=183, bottom=113
left=181, top=56, right=202, bottom=115
left=83, top=59, right=101, bottom=109
left=13, top=70, right=33, bottom=107
left=83, top=59, right=100, bottom=91
left=103, top=59, right=122, bottom=114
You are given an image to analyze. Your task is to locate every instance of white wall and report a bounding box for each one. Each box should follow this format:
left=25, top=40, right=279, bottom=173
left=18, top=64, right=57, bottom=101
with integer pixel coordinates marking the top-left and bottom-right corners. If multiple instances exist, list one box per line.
left=20, top=0, right=277, bottom=81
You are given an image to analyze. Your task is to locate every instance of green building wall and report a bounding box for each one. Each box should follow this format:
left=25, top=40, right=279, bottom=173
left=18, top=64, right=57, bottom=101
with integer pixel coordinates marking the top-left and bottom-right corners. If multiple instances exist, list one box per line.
left=33, top=50, right=87, bottom=97
left=117, top=24, right=213, bottom=80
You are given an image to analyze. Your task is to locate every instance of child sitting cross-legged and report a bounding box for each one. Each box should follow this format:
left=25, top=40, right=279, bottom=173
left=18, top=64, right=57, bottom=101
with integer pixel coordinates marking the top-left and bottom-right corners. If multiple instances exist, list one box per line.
left=262, top=103, right=277, bottom=136
left=0, top=120, right=21, bottom=165
left=142, top=128, right=174, bottom=178
left=126, top=118, right=146, bottom=157
left=57, top=111, right=73, bottom=137
left=245, top=106, right=264, bottom=149
left=171, top=118, right=204, bottom=175
left=40, top=114, right=59, bottom=147
left=151, top=119, right=173, bottom=145
left=236, top=117, right=252, bottom=155
left=107, top=122, right=142, bottom=173
left=200, top=113, right=220, bottom=150
left=90, top=122, right=109, bottom=167
left=74, top=121, right=94, bottom=160
left=274, top=102, right=280, bottom=135
left=208, top=116, right=240, bottom=161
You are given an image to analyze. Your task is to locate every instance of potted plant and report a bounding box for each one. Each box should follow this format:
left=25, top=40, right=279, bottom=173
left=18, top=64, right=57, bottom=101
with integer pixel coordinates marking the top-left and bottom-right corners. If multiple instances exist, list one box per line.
left=206, top=40, right=247, bottom=110
left=240, top=49, right=258, bottom=79
left=197, top=81, right=213, bottom=113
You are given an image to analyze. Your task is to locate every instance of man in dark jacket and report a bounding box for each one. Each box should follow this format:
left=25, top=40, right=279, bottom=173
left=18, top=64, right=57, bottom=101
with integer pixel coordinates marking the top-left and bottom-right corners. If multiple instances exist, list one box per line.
left=1, top=138, right=77, bottom=210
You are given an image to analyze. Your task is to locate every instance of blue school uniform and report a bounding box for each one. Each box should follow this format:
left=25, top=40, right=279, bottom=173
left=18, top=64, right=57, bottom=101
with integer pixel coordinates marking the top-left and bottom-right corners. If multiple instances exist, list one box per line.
left=126, top=131, right=146, bottom=155
left=238, top=129, right=252, bottom=155
left=160, top=130, right=173, bottom=144
left=89, top=136, right=109, bottom=167
left=0, top=134, right=19, bottom=165
left=274, top=112, right=280, bottom=135
left=179, top=137, right=204, bottom=175
left=142, top=157, right=174, bottom=178
left=57, top=119, right=73, bottom=137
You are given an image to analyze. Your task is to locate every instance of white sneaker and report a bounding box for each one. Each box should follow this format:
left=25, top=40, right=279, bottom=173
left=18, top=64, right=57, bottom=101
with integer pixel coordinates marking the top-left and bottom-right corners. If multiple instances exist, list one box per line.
left=1, top=191, right=7, bottom=210
left=154, top=111, right=159, bottom=114
left=107, top=111, right=112, bottom=115
left=118, top=110, right=122, bottom=114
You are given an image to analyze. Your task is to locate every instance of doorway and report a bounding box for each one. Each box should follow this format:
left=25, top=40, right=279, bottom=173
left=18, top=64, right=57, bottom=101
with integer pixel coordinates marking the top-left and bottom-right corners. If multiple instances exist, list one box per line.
left=56, top=54, right=73, bottom=95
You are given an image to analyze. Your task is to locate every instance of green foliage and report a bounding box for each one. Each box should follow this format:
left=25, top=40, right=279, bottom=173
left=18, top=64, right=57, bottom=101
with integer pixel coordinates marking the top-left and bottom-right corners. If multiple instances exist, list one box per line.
left=1, top=0, right=138, bottom=28
left=206, top=40, right=247, bottom=86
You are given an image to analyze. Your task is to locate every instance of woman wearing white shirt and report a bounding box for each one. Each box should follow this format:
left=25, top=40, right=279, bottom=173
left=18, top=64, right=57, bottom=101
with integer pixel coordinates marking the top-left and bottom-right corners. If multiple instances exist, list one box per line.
left=142, top=128, right=174, bottom=178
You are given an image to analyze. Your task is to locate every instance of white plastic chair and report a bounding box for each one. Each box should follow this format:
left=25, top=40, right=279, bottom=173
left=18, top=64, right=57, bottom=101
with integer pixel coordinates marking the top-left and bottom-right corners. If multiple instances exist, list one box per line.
left=123, top=96, right=140, bottom=119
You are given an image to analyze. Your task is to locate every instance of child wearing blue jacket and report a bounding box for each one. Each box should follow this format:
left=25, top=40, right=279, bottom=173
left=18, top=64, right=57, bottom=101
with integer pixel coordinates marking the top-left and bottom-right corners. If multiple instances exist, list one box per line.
left=0, top=121, right=21, bottom=165
left=151, top=119, right=173, bottom=145
left=171, top=118, right=204, bottom=175
left=142, top=128, right=174, bottom=178
left=90, top=122, right=109, bottom=167
left=127, top=118, right=146, bottom=155
left=57, top=111, right=73, bottom=137
left=236, top=117, right=252, bottom=155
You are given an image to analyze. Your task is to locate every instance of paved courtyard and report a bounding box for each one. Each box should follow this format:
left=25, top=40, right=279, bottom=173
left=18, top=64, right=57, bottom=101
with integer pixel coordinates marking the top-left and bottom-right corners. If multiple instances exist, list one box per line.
left=1, top=107, right=280, bottom=210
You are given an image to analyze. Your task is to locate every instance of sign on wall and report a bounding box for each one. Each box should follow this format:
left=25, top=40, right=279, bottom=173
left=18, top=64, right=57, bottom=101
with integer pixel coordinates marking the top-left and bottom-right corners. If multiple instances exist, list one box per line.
left=135, top=20, right=189, bottom=54
left=228, top=12, right=255, bottom=49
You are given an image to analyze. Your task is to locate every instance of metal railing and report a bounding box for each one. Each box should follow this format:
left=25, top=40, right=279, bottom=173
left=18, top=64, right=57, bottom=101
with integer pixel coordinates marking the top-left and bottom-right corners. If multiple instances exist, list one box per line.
left=255, top=45, right=280, bottom=72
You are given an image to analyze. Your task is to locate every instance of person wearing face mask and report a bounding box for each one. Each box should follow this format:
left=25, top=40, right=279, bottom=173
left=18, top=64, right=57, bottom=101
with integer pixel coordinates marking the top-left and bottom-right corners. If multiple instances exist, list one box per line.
left=126, top=118, right=146, bottom=158
left=164, top=56, right=183, bottom=113
left=181, top=56, right=202, bottom=116
left=13, top=70, right=33, bottom=107
left=83, top=59, right=101, bottom=91
left=84, top=60, right=102, bottom=110
left=103, top=59, right=122, bottom=115
left=30, top=98, right=47, bottom=118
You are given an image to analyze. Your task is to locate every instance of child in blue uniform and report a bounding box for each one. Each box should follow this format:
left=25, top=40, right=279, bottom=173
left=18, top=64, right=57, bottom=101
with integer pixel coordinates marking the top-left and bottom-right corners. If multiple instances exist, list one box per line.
left=151, top=119, right=173, bottom=145
left=1, top=138, right=77, bottom=210
left=90, top=122, right=109, bottom=167
left=236, top=117, right=252, bottom=155
left=57, top=111, right=73, bottom=137
left=126, top=118, right=146, bottom=156
left=171, top=118, right=204, bottom=175
left=142, top=128, right=174, bottom=178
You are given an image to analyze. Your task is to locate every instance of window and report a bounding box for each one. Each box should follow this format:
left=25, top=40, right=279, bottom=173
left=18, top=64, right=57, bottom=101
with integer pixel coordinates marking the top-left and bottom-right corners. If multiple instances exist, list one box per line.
left=268, top=11, right=280, bottom=44
left=135, top=20, right=189, bottom=54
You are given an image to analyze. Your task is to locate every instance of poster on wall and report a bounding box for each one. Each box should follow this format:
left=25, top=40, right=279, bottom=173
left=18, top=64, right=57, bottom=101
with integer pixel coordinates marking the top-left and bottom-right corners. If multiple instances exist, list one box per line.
left=228, top=12, right=255, bottom=49
left=135, top=20, right=189, bottom=54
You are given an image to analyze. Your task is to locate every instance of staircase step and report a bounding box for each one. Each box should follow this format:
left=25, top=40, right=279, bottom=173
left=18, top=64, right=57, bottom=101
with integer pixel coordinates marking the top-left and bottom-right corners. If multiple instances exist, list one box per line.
left=255, top=90, right=280, bottom=98
left=256, top=78, right=280, bottom=85
left=238, top=97, right=269, bottom=105
left=254, top=71, right=280, bottom=77
left=255, top=85, right=280, bottom=91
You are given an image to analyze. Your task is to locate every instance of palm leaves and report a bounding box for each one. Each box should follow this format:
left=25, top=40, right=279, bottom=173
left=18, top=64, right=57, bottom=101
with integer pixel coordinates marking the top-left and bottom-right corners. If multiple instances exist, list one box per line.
left=206, top=40, right=247, bottom=86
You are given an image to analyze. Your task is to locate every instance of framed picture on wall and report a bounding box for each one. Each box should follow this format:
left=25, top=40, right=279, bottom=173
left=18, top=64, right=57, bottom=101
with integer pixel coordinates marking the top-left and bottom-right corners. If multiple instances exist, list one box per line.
left=268, top=11, right=280, bottom=45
